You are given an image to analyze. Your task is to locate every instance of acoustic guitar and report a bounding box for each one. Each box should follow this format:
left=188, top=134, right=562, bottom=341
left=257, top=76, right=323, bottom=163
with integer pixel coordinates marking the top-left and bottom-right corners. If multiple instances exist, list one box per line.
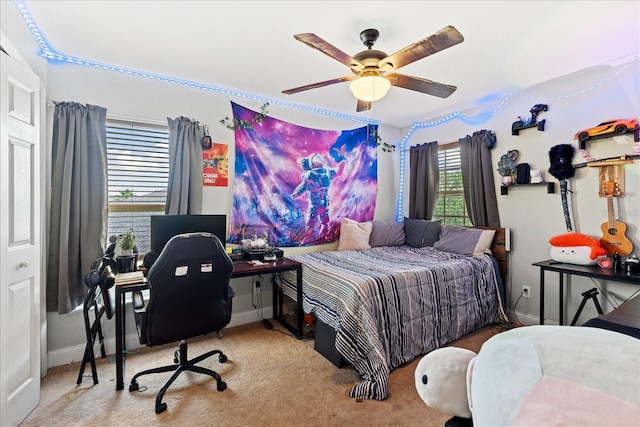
left=599, top=182, right=633, bottom=256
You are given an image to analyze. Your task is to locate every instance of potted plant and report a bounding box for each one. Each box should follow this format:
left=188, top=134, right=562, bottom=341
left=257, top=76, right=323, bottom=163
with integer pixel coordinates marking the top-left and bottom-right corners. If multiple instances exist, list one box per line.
left=116, top=229, right=137, bottom=272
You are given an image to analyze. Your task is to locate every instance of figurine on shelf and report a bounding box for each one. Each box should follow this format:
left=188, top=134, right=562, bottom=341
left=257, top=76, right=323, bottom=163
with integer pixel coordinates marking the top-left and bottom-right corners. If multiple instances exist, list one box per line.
left=498, top=149, right=519, bottom=185
left=530, top=169, right=544, bottom=184
left=512, top=116, right=524, bottom=134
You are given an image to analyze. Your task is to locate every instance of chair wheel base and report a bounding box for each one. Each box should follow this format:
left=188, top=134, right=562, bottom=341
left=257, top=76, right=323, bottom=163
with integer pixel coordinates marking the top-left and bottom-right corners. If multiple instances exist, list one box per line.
left=129, top=380, right=139, bottom=392
left=217, top=381, right=227, bottom=392
left=155, top=402, right=167, bottom=414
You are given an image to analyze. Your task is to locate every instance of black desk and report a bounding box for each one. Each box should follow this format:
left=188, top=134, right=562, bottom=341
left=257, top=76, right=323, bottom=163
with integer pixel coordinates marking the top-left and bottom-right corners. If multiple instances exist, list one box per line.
left=230, top=258, right=303, bottom=338
left=532, top=259, right=640, bottom=325
left=114, top=257, right=303, bottom=391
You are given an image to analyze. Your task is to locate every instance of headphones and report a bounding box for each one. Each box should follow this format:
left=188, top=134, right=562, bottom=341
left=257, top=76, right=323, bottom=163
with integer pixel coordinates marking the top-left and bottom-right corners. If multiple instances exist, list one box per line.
left=84, top=256, right=117, bottom=288
left=143, top=250, right=159, bottom=270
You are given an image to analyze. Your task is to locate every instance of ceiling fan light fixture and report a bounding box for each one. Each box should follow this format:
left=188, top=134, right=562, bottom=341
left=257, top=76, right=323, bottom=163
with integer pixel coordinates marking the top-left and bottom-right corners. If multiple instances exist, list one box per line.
left=349, top=72, right=391, bottom=102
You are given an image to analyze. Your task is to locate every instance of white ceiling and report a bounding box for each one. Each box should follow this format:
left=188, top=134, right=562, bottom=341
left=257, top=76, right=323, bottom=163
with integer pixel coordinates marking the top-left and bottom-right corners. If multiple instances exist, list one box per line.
left=14, top=1, right=640, bottom=127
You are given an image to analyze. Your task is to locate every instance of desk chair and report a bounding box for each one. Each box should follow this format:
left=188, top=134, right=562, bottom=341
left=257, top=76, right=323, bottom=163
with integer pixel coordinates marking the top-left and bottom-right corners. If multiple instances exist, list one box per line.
left=128, top=232, right=234, bottom=414
left=77, top=258, right=116, bottom=385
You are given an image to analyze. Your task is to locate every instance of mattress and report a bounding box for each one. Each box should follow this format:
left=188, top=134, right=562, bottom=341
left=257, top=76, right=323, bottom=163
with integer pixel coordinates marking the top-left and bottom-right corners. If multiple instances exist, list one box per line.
left=275, top=245, right=507, bottom=399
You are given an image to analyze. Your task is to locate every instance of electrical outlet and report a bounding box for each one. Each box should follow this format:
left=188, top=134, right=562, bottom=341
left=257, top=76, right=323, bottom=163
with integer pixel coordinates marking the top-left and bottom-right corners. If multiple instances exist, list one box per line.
left=254, top=280, right=261, bottom=294
left=522, top=285, right=530, bottom=298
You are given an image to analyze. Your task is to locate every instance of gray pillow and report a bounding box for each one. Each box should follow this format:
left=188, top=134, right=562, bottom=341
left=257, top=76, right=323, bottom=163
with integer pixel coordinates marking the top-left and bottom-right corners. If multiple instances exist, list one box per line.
left=369, top=221, right=406, bottom=247
left=433, top=225, right=496, bottom=256
left=404, top=218, right=441, bottom=248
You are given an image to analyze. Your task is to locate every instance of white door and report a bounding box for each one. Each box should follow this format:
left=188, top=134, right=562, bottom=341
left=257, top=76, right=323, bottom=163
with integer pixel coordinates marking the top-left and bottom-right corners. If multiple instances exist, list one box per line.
left=0, top=47, right=41, bottom=426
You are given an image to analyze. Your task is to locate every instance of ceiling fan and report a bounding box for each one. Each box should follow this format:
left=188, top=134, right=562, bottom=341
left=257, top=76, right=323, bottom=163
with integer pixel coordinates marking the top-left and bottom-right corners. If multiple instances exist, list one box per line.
left=282, top=26, right=464, bottom=112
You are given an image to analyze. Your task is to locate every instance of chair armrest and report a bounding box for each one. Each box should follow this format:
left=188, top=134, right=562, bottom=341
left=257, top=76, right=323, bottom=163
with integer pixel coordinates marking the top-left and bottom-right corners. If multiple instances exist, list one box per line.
left=131, top=290, right=147, bottom=345
left=132, top=290, right=145, bottom=310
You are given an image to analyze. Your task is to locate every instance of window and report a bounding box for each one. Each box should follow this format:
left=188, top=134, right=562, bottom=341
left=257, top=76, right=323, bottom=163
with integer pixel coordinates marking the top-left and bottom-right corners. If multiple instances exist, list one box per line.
left=432, top=142, right=472, bottom=226
left=107, top=119, right=169, bottom=254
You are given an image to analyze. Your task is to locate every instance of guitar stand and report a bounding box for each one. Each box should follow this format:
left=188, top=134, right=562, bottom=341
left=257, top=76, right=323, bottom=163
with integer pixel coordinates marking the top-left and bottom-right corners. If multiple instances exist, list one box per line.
left=570, top=288, right=604, bottom=326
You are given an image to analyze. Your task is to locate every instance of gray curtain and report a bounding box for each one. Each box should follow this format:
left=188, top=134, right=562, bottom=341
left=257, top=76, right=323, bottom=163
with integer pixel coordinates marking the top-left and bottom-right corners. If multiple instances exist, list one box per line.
left=47, top=103, right=108, bottom=314
left=165, top=116, right=203, bottom=215
left=459, top=130, right=500, bottom=227
left=408, top=141, right=439, bottom=219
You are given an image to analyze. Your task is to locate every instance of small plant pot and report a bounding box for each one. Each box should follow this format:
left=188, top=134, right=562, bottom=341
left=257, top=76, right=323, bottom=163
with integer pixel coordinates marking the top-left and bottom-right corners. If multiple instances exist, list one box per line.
left=116, top=255, right=136, bottom=273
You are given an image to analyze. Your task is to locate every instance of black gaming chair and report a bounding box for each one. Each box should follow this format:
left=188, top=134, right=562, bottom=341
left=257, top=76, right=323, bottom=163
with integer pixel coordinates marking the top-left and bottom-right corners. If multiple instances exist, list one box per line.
left=128, top=232, right=234, bottom=414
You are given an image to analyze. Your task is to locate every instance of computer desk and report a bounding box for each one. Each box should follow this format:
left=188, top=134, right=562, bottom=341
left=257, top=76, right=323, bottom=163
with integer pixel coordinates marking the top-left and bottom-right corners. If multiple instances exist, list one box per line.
left=532, top=259, right=640, bottom=325
left=114, top=257, right=303, bottom=391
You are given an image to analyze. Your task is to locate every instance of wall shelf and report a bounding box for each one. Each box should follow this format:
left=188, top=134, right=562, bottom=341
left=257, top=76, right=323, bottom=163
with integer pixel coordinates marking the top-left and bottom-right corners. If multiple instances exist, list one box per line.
left=511, top=119, right=546, bottom=135
left=500, top=181, right=555, bottom=195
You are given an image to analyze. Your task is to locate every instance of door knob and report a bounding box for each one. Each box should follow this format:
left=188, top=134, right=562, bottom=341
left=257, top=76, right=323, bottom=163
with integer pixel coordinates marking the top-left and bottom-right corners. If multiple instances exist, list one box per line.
left=19, top=261, right=29, bottom=268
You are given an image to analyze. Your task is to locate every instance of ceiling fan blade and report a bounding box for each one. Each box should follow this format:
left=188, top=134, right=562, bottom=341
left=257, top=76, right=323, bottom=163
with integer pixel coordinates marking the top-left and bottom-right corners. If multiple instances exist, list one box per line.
left=387, top=73, right=457, bottom=98
left=356, top=99, right=372, bottom=112
left=294, top=33, right=364, bottom=71
left=379, top=25, right=464, bottom=71
left=282, top=76, right=355, bottom=95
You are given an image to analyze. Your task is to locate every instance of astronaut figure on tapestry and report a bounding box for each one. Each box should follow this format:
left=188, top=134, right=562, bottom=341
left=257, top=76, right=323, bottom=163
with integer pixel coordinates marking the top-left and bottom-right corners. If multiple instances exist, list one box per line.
left=228, top=102, right=378, bottom=247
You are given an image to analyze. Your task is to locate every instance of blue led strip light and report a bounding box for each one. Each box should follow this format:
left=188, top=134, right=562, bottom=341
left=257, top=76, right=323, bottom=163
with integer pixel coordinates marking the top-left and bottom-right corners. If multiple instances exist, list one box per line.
left=13, top=0, right=376, bottom=126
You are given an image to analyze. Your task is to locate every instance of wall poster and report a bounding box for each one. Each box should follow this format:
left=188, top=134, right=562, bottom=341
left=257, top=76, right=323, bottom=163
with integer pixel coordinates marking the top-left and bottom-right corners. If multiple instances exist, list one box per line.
left=228, top=102, right=378, bottom=247
left=203, top=142, right=229, bottom=187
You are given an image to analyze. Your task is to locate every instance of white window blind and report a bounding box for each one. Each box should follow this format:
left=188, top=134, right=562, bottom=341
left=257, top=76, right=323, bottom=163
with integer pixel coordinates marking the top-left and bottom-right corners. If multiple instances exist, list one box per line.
left=433, top=142, right=471, bottom=226
left=106, top=119, right=169, bottom=253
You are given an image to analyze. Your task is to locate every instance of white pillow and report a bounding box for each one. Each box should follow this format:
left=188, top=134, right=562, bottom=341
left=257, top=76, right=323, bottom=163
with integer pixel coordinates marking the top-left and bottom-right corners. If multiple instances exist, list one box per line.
left=337, top=218, right=372, bottom=251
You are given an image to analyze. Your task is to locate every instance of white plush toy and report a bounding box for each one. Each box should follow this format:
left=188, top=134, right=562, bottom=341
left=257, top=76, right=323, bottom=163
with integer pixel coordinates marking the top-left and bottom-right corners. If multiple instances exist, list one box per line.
left=529, top=169, right=543, bottom=183
left=414, top=347, right=476, bottom=419
left=548, top=232, right=607, bottom=266
left=415, top=326, right=640, bottom=426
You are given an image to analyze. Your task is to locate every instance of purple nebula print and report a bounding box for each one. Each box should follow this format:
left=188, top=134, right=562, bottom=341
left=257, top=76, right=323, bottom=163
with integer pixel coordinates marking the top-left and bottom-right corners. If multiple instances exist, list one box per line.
left=228, top=102, right=378, bottom=247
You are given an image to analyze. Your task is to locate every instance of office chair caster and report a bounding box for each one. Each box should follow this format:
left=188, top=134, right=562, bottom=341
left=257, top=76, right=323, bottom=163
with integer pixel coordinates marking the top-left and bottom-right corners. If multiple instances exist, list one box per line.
left=156, top=401, right=168, bottom=414
left=219, top=354, right=227, bottom=363
left=129, top=379, right=140, bottom=392
left=217, top=381, right=227, bottom=392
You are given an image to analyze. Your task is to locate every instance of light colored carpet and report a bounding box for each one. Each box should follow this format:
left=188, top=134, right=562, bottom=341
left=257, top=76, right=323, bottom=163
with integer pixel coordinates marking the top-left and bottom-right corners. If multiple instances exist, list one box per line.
left=21, top=321, right=513, bottom=426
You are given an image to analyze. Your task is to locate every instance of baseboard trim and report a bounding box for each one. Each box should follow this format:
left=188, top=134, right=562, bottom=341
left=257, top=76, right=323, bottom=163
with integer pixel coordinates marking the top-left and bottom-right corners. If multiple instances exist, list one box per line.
left=507, top=309, right=559, bottom=326
left=47, top=307, right=273, bottom=369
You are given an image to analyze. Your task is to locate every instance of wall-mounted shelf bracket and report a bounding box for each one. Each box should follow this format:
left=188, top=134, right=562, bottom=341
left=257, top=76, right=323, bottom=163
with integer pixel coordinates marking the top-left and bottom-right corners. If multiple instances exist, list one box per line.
left=500, top=181, right=555, bottom=195
left=512, top=119, right=546, bottom=135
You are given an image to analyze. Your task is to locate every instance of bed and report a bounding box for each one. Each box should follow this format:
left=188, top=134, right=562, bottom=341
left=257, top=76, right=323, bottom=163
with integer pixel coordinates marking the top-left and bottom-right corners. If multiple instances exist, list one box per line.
left=274, top=220, right=509, bottom=400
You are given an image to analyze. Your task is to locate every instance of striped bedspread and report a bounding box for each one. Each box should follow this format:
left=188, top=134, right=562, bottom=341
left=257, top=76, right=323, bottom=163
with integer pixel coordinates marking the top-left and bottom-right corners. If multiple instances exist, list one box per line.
left=275, top=245, right=507, bottom=400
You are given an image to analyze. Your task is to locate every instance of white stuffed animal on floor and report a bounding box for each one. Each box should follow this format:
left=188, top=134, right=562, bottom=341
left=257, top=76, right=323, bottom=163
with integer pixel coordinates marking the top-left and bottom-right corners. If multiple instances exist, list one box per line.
left=414, top=347, right=476, bottom=419
left=415, top=326, right=640, bottom=426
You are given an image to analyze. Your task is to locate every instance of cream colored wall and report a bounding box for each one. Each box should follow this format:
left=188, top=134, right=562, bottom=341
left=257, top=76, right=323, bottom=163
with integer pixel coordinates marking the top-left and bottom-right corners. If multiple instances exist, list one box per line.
left=401, top=60, right=640, bottom=325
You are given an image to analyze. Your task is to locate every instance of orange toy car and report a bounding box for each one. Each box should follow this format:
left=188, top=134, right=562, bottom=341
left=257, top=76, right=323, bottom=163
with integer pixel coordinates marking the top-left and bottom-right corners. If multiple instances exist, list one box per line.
left=574, top=118, right=638, bottom=141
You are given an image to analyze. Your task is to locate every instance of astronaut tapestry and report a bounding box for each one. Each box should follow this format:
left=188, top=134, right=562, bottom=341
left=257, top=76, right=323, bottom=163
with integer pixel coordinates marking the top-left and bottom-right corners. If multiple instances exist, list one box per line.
left=228, top=102, right=378, bottom=247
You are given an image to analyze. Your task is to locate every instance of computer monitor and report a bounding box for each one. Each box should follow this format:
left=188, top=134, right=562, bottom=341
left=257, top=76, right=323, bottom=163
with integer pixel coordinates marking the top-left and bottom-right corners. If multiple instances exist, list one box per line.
left=150, top=214, right=227, bottom=254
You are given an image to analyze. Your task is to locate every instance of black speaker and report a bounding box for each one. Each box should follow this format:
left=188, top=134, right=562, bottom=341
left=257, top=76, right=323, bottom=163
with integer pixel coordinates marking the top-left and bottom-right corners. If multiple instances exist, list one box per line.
left=516, top=163, right=530, bottom=184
